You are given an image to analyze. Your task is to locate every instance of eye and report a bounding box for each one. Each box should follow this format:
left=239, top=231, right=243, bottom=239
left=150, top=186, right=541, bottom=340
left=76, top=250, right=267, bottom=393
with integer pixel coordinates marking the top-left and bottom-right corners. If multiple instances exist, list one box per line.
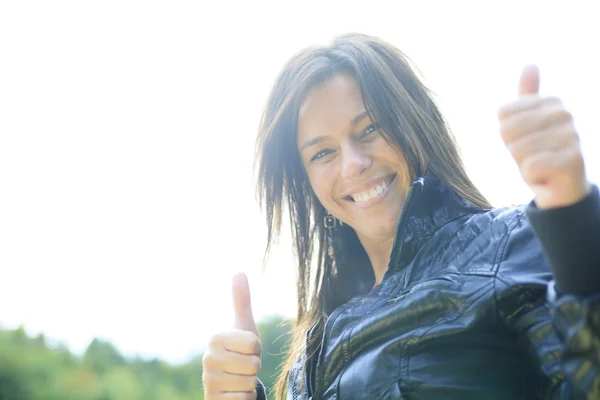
left=310, top=148, right=335, bottom=162
left=359, top=123, right=379, bottom=139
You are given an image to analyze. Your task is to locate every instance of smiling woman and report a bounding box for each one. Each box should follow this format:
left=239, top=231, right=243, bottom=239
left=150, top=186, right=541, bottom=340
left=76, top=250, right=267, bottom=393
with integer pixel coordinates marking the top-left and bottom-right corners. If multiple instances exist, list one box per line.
left=202, top=33, right=600, bottom=400
left=296, top=74, right=414, bottom=283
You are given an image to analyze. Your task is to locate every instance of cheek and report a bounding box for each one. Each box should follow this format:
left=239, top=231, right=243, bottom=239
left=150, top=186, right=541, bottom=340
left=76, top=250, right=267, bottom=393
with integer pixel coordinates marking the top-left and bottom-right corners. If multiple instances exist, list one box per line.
left=378, top=141, right=409, bottom=171
left=374, top=141, right=412, bottom=188
left=374, top=138, right=400, bottom=157
left=306, top=166, right=337, bottom=208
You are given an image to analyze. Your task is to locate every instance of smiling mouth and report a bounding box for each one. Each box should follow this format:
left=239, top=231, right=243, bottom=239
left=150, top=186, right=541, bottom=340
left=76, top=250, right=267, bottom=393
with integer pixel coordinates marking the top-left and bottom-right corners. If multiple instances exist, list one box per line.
left=345, top=174, right=396, bottom=203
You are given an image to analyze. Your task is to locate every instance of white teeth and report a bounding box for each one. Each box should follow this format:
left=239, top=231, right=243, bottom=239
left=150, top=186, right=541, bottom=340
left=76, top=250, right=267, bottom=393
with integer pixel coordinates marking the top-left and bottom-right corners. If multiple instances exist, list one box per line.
left=351, top=178, right=392, bottom=203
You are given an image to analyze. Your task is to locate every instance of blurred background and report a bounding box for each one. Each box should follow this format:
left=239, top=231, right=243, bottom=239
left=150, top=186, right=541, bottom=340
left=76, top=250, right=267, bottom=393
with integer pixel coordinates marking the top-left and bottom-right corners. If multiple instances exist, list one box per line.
left=0, top=0, right=598, bottom=398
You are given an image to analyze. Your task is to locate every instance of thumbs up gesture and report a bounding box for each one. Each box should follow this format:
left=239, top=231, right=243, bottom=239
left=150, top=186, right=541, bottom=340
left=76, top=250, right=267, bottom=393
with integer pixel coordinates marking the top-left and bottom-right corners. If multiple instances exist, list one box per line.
left=202, top=273, right=262, bottom=399
left=497, top=65, right=591, bottom=209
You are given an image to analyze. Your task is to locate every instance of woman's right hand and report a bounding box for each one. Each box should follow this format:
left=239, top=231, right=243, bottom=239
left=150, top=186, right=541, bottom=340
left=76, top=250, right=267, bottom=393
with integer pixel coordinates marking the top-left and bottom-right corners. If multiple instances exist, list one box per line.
left=202, top=273, right=262, bottom=399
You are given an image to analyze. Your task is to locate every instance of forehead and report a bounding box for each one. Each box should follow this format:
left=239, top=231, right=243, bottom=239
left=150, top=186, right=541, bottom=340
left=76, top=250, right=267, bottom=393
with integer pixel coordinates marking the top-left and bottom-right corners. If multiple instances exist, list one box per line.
left=297, top=74, right=366, bottom=143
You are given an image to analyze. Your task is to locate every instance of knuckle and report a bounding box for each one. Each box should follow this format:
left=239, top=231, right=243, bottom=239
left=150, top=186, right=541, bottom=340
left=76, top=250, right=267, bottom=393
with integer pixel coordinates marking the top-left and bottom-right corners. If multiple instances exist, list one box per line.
left=201, top=370, right=215, bottom=390
left=497, top=113, right=514, bottom=131
left=497, top=103, right=513, bottom=119
left=202, top=351, right=218, bottom=370
left=507, top=140, right=529, bottom=164
left=208, top=333, right=223, bottom=349
left=243, top=375, right=258, bottom=391
left=239, top=332, right=261, bottom=355
left=202, top=352, right=211, bottom=367
left=498, top=123, right=511, bottom=141
left=250, top=355, right=262, bottom=373
left=253, top=339, right=263, bottom=356
left=553, top=107, right=572, bottom=122
left=546, top=96, right=564, bottom=107
left=238, top=339, right=253, bottom=354
left=506, top=139, right=521, bottom=153
left=499, top=116, right=526, bottom=144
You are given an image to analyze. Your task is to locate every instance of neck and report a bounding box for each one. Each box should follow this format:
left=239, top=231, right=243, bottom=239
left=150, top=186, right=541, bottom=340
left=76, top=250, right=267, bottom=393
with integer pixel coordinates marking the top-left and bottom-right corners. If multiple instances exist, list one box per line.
left=358, top=233, right=395, bottom=286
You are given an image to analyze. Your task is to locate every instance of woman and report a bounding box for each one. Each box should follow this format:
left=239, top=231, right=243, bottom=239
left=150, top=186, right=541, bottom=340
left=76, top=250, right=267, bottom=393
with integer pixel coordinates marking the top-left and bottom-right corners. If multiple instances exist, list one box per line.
left=202, top=33, right=600, bottom=399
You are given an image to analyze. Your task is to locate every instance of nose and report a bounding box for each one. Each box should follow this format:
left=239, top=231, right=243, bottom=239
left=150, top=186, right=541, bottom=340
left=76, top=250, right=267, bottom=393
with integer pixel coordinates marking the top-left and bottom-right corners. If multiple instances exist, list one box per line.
left=340, top=143, right=371, bottom=178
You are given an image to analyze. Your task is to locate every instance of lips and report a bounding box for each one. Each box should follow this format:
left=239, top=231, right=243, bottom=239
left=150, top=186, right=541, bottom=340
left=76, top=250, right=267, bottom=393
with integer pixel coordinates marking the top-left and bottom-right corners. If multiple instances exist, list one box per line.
left=344, top=174, right=397, bottom=203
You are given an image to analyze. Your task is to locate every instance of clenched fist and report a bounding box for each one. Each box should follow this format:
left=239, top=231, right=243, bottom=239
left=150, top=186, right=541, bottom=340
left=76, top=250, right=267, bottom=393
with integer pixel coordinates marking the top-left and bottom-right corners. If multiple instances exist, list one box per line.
left=202, top=273, right=262, bottom=399
left=498, top=65, right=591, bottom=209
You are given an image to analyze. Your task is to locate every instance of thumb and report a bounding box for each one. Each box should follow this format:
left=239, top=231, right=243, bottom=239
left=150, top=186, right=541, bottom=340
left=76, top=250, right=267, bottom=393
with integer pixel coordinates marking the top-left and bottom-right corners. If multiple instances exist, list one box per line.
left=232, top=272, right=259, bottom=338
left=518, top=64, right=540, bottom=96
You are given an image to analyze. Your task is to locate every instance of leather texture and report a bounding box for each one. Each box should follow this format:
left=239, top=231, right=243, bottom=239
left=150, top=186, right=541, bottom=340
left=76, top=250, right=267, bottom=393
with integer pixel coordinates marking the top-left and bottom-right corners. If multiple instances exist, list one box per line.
left=285, top=177, right=600, bottom=399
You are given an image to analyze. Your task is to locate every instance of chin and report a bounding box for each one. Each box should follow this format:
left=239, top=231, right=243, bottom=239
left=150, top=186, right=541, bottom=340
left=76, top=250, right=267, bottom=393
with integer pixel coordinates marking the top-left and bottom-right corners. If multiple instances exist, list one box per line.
left=353, top=211, right=399, bottom=239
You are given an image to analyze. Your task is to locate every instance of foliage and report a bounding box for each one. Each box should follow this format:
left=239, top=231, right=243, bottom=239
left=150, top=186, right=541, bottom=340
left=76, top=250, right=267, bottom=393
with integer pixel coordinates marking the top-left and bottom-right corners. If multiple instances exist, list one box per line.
left=0, top=316, right=292, bottom=400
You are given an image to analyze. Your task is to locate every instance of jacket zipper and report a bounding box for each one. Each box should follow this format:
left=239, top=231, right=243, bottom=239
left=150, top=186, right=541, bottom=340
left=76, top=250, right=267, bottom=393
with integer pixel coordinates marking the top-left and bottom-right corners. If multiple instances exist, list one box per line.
left=306, top=322, right=316, bottom=397
left=312, top=181, right=421, bottom=399
left=387, top=183, right=418, bottom=273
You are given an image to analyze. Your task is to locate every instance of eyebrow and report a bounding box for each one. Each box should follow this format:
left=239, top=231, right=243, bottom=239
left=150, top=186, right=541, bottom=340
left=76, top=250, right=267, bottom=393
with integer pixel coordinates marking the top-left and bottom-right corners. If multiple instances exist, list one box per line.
left=299, top=110, right=370, bottom=151
left=300, top=136, right=326, bottom=151
left=351, top=111, right=369, bottom=126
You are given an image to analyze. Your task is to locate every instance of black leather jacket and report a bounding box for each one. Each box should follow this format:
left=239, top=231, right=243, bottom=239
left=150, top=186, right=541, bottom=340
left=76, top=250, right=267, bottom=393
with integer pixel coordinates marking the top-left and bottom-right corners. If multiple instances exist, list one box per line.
left=282, top=177, right=600, bottom=399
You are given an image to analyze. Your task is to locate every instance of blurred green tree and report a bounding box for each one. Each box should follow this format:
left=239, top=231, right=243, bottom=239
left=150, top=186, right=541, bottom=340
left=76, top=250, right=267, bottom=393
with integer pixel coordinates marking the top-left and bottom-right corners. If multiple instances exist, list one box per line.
left=0, top=315, right=292, bottom=400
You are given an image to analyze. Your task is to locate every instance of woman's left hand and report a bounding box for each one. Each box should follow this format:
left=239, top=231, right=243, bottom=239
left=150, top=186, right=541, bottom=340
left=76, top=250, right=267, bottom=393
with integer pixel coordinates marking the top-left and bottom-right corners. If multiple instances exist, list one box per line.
left=497, top=65, right=591, bottom=209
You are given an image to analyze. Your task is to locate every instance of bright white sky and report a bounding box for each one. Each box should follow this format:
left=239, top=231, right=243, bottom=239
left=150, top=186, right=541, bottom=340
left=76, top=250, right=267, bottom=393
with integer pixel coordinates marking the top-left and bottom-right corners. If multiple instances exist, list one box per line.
left=1, top=1, right=598, bottom=364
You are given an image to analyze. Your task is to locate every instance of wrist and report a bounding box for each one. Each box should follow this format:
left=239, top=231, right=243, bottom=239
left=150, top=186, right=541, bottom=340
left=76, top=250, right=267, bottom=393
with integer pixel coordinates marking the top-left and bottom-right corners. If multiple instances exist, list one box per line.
left=533, top=180, right=592, bottom=210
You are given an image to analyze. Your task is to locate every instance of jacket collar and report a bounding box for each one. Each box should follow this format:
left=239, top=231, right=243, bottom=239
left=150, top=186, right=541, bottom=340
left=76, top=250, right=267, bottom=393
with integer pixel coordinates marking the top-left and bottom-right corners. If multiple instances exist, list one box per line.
left=388, top=176, right=486, bottom=274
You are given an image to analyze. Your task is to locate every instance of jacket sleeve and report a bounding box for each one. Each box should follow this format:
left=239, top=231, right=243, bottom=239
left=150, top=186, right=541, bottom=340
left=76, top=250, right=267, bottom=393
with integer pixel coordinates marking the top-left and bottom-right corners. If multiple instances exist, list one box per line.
left=256, top=378, right=267, bottom=400
left=526, top=184, right=600, bottom=295
left=494, top=210, right=600, bottom=399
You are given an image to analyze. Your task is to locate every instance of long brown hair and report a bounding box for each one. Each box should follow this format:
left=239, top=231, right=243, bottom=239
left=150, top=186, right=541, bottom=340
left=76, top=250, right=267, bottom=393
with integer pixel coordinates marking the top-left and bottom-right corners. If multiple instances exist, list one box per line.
left=254, top=33, right=491, bottom=399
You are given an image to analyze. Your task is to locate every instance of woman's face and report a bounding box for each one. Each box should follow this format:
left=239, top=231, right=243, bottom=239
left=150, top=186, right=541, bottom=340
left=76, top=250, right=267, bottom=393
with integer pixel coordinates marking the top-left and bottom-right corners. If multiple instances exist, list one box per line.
left=297, top=73, right=412, bottom=241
